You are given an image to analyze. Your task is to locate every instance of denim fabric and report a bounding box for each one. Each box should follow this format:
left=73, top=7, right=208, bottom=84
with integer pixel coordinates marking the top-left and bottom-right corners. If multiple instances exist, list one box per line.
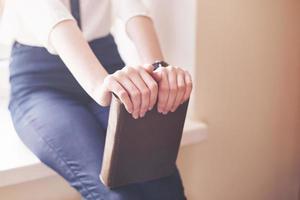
left=8, top=34, right=187, bottom=200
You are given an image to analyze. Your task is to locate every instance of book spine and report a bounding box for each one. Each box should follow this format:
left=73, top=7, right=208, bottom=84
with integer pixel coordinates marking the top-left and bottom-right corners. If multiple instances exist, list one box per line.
left=100, top=95, right=122, bottom=187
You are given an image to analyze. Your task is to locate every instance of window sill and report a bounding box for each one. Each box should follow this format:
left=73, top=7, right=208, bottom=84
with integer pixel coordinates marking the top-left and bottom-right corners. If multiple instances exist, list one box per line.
left=0, top=60, right=10, bottom=99
left=0, top=99, right=208, bottom=187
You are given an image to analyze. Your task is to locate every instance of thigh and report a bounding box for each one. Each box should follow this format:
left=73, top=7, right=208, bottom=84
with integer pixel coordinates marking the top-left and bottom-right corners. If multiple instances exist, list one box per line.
left=9, top=90, right=143, bottom=200
left=9, top=90, right=106, bottom=198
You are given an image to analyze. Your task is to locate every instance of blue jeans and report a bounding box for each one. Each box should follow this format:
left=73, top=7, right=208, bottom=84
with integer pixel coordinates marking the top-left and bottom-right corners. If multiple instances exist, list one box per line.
left=8, top=34, right=187, bottom=200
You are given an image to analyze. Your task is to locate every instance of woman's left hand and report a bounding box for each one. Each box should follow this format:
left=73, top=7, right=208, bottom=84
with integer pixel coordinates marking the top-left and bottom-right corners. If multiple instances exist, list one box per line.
left=145, top=64, right=193, bottom=114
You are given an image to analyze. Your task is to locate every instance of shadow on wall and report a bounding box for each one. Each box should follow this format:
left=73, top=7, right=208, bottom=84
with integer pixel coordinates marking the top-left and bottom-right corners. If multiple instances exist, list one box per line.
left=177, top=0, right=300, bottom=200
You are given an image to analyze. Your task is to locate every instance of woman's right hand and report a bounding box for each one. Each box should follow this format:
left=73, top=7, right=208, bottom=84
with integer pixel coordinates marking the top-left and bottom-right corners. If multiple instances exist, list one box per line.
left=96, top=65, right=158, bottom=119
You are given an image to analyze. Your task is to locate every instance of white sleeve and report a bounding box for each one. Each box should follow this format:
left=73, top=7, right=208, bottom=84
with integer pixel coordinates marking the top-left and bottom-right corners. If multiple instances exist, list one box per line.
left=114, top=0, right=151, bottom=24
left=12, top=0, right=75, bottom=53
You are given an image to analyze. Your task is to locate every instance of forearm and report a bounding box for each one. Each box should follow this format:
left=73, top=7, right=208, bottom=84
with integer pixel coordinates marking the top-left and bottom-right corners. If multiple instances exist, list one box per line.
left=126, top=16, right=164, bottom=64
left=49, top=20, right=108, bottom=99
left=126, top=16, right=193, bottom=114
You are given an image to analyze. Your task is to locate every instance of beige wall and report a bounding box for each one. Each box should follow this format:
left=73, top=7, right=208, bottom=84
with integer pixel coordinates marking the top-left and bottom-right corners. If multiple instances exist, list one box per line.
left=177, top=0, right=300, bottom=199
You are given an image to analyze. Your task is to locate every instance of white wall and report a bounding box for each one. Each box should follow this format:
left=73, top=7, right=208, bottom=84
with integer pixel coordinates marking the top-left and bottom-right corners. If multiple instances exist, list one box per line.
left=113, top=0, right=196, bottom=72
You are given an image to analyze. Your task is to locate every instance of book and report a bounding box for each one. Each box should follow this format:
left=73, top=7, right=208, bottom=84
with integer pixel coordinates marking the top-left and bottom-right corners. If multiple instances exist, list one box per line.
left=100, top=94, right=189, bottom=188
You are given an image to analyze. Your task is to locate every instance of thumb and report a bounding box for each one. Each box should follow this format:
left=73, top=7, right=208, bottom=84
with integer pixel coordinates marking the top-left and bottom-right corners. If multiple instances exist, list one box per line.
left=97, top=83, right=112, bottom=106
left=98, top=91, right=112, bottom=106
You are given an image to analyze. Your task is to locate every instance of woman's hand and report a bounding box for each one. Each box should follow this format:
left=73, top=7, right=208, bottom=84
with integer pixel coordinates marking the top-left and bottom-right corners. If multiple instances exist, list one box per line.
left=97, top=66, right=158, bottom=119
left=148, top=65, right=193, bottom=114
left=126, top=16, right=193, bottom=114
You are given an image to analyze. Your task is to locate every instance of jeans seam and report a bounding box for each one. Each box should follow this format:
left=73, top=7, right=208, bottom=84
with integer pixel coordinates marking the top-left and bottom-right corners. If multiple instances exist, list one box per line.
left=11, top=102, right=102, bottom=200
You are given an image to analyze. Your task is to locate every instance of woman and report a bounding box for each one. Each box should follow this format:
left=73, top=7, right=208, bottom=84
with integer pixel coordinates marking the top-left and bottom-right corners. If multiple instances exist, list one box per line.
left=1, top=0, right=193, bottom=199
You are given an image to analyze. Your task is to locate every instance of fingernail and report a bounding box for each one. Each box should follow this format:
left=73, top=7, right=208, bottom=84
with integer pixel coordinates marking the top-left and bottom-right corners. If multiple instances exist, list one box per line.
left=140, top=112, right=145, bottom=117
left=163, top=111, right=168, bottom=115
left=148, top=107, right=153, bottom=111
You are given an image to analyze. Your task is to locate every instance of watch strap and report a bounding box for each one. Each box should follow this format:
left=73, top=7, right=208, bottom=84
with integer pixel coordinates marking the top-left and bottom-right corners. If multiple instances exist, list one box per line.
left=152, top=61, right=169, bottom=70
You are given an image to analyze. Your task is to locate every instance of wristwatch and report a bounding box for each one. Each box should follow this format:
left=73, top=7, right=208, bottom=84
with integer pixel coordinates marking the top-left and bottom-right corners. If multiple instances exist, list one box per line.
left=152, top=60, right=169, bottom=70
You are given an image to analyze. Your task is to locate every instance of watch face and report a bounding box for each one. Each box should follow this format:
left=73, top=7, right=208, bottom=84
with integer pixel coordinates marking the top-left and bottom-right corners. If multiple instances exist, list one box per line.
left=160, top=61, right=169, bottom=67
left=152, top=63, right=160, bottom=70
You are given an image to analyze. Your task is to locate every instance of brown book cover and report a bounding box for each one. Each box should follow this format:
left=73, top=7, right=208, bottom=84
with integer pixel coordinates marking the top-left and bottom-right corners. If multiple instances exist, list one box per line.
left=100, top=94, right=189, bottom=188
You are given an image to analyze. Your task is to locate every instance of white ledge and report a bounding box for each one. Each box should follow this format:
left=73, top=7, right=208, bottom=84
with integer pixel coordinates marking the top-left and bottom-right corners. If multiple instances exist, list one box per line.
left=0, top=99, right=208, bottom=187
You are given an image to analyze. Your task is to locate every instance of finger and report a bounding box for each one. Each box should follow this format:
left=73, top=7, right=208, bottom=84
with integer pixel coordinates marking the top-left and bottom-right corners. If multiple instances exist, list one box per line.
left=138, top=68, right=158, bottom=111
left=152, top=67, right=163, bottom=82
left=125, top=66, right=149, bottom=118
left=143, top=63, right=155, bottom=74
left=171, top=69, right=185, bottom=112
left=106, top=76, right=133, bottom=113
left=164, top=67, right=177, bottom=113
left=182, top=70, right=193, bottom=103
left=157, top=69, right=169, bottom=113
left=114, top=70, right=141, bottom=119
left=97, top=77, right=113, bottom=106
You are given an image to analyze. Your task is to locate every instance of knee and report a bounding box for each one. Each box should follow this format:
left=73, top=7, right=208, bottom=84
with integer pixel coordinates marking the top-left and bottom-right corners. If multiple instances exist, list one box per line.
left=76, top=174, right=139, bottom=200
left=102, top=185, right=142, bottom=200
left=104, top=191, right=138, bottom=200
left=73, top=173, right=105, bottom=200
left=80, top=181, right=136, bottom=200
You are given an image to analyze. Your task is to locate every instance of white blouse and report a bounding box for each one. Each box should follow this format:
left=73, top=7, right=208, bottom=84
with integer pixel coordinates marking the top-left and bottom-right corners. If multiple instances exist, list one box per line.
left=0, top=0, right=150, bottom=54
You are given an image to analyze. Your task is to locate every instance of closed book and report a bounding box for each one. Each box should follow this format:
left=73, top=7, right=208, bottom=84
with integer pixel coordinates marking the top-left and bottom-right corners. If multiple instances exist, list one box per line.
left=100, top=95, right=189, bottom=188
